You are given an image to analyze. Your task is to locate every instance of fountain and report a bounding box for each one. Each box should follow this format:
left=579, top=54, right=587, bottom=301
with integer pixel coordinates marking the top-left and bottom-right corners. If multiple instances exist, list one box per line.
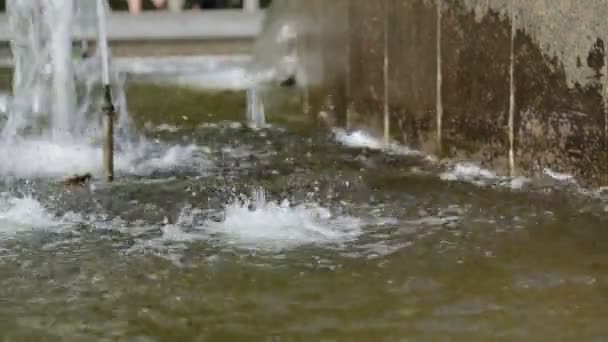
left=255, top=0, right=608, bottom=186
left=241, top=1, right=306, bottom=130
left=245, top=86, right=266, bottom=128
left=0, top=0, right=134, bottom=179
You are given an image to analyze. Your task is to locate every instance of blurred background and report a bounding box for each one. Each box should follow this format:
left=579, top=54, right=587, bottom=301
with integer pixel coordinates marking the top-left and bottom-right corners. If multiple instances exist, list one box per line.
left=0, top=0, right=273, bottom=11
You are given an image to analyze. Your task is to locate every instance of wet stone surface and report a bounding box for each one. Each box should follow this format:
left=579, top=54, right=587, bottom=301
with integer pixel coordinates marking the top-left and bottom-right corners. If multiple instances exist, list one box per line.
left=266, top=0, right=608, bottom=186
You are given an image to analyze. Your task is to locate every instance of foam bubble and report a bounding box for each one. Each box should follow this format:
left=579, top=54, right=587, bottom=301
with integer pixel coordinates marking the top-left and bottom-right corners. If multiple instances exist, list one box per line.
left=0, top=138, right=103, bottom=178
left=0, top=138, right=207, bottom=179
left=440, top=162, right=529, bottom=189
left=543, top=168, right=576, bottom=183
left=333, top=128, right=422, bottom=157
left=157, top=190, right=363, bottom=252
left=331, top=129, right=541, bottom=189
left=122, top=143, right=204, bottom=177
left=0, top=193, right=59, bottom=235
left=152, top=124, right=180, bottom=133
left=440, top=163, right=497, bottom=184
left=334, top=128, right=386, bottom=150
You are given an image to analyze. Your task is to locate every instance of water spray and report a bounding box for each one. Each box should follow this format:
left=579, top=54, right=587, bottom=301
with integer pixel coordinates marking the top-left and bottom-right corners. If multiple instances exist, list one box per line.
left=96, top=0, right=114, bottom=182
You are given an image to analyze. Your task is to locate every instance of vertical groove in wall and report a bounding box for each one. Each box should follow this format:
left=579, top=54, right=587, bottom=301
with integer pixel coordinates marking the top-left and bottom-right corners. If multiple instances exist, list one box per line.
left=605, top=25, right=608, bottom=183
left=508, top=0, right=516, bottom=176
left=345, top=0, right=352, bottom=129
left=383, top=1, right=390, bottom=145
left=436, top=0, right=443, bottom=154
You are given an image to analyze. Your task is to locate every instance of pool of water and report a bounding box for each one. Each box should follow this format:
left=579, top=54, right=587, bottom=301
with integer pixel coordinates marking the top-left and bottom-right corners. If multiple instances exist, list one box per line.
left=0, top=80, right=608, bottom=340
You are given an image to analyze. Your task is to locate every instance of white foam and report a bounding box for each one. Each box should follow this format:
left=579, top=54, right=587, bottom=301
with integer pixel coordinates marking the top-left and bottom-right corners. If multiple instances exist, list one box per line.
left=440, top=163, right=497, bottom=183
left=334, top=128, right=386, bottom=150
left=543, top=168, right=576, bottom=183
left=153, top=124, right=180, bottom=133
left=0, top=139, right=103, bottom=178
left=0, top=193, right=59, bottom=235
left=440, top=162, right=529, bottom=189
left=333, top=129, right=531, bottom=189
left=0, top=138, right=206, bottom=179
left=157, top=190, right=363, bottom=252
left=333, top=128, right=422, bottom=157
left=123, top=144, right=204, bottom=177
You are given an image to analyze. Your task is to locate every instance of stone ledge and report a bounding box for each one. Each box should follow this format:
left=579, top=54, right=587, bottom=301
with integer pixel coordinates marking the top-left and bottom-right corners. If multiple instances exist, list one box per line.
left=0, top=10, right=264, bottom=42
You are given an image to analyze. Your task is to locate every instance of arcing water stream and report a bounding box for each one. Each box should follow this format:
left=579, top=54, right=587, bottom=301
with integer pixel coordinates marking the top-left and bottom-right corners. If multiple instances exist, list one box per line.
left=0, top=1, right=607, bottom=340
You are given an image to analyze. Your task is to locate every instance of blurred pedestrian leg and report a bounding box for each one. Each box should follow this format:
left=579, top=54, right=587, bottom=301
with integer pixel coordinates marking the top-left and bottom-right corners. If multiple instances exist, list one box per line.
left=167, top=0, right=184, bottom=12
left=191, top=0, right=203, bottom=10
left=127, top=0, right=143, bottom=13
left=151, top=0, right=168, bottom=8
left=127, top=0, right=168, bottom=14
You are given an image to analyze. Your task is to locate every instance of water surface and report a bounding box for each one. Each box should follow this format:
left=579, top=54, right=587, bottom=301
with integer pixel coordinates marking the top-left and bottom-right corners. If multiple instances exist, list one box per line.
left=0, top=81, right=607, bottom=341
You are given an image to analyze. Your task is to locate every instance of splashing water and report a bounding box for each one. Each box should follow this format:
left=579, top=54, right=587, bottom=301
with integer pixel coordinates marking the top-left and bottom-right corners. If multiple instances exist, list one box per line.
left=248, top=1, right=300, bottom=85
left=0, top=92, right=8, bottom=114
left=208, top=188, right=362, bottom=250
left=0, top=193, right=59, bottom=235
left=333, top=128, right=423, bottom=157
left=246, top=86, right=266, bottom=128
left=0, top=0, right=199, bottom=179
left=154, top=188, right=363, bottom=252
left=4, top=0, right=125, bottom=141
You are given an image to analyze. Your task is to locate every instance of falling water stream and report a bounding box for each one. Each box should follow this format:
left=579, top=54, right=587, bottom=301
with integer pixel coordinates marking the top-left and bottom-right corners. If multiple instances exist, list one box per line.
left=246, top=86, right=266, bottom=128
left=0, top=1, right=607, bottom=340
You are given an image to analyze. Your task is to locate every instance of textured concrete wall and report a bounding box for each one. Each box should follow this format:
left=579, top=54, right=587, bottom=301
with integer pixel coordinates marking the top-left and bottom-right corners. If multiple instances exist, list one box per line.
left=258, top=0, right=608, bottom=186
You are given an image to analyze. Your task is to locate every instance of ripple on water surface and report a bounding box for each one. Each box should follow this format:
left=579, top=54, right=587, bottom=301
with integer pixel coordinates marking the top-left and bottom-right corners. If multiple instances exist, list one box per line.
left=0, top=121, right=606, bottom=340
left=0, top=138, right=209, bottom=179
left=138, top=189, right=364, bottom=255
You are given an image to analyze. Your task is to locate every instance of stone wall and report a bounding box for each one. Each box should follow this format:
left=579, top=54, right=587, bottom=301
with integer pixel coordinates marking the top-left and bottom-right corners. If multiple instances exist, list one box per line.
left=259, top=0, right=608, bottom=186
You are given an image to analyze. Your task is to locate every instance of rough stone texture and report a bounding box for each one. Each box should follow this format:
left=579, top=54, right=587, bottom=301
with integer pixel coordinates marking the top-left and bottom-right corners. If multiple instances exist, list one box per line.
left=512, top=1, right=608, bottom=185
left=441, top=1, right=511, bottom=169
left=387, top=0, right=437, bottom=151
left=347, top=1, right=386, bottom=126
left=258, top=0, right=608, bottom=186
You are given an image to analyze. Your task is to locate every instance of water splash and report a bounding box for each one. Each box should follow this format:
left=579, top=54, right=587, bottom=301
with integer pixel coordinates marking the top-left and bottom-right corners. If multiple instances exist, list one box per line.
left=246, top=86, right=266, bottom=128
left=0, top=139, right=204, bottom=179
left=543, top=168, right=576, bottom=183
left=247, top=1, right=301, bottom=86
left=0, top=193, right=59, bottom=235
left=4, top=0, right=117, bottom=140
left=153, top=188, right=363, bottom=252
left=440, top=162, right=529, bottom=189
left=333, top=128, right=423, bottom=157
left=0, top=0, right=192, bottom=180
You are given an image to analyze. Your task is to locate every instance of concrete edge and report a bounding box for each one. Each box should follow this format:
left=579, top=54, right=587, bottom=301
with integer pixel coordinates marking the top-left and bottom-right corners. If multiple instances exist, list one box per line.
left=0, top=10, right=265, bottom=42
